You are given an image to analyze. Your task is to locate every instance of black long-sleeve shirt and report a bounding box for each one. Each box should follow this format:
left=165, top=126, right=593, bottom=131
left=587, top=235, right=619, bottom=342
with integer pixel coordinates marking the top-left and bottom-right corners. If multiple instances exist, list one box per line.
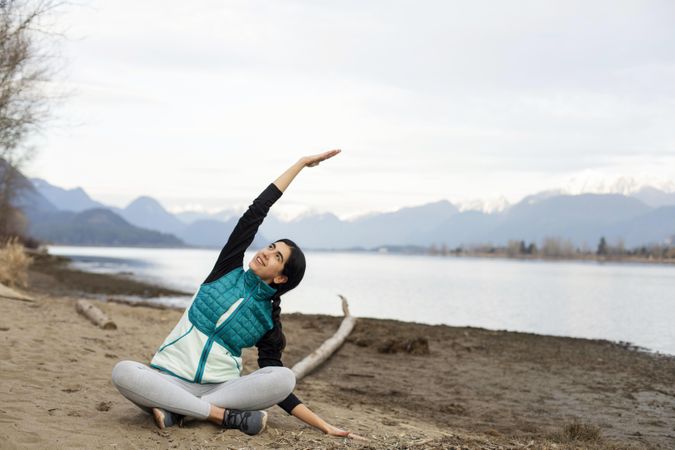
left=203, top=183, right=302, bottom=414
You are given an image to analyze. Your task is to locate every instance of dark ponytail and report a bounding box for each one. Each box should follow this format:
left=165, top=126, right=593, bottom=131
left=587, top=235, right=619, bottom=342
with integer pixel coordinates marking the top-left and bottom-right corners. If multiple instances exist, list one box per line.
left=268, top=238, right=306, bottom=350
left=271, top=238, right=306, bottom=297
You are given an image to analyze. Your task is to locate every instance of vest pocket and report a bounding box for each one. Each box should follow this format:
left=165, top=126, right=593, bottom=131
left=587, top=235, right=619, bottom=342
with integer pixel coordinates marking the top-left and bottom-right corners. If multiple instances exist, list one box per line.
left=201, top=341, right=242, bottom=383
left=158, top=324, right=194, bottom=352
left=151, top=326, right=207, bottom=382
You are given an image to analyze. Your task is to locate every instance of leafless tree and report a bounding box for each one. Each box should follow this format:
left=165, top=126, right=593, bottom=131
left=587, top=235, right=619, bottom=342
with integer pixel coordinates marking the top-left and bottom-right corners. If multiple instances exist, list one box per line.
left=506, top=239, right=522, bottom=257
left=541, top=236, right=576, bottom=258
left=0, top=0, right=61, bottom=239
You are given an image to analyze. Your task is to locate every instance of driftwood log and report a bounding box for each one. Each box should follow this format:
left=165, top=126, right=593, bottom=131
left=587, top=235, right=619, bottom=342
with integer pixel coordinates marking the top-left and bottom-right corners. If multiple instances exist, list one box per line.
left=291, top=294, right=356, bottom=381
left=76, top=299, right=117, bottom=330
left=107, top=297, right=177, bottom=310
left=0, top=283, right=35, bottom=303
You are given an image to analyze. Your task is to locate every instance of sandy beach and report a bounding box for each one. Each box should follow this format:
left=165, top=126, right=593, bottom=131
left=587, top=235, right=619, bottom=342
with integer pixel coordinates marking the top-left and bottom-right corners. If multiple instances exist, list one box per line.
left=0, top=253, right=673, bottom=449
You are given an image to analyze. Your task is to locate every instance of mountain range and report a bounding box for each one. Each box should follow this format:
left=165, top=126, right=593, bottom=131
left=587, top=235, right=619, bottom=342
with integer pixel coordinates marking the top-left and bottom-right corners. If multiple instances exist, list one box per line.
left=6, top=163, right=183, bottom=247
left=16, top=173, right=675, bottom=249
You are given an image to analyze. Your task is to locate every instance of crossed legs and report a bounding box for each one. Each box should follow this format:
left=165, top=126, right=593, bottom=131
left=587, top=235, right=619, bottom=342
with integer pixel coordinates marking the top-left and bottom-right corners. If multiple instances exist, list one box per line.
left=111, top=360, right=295, bottom=423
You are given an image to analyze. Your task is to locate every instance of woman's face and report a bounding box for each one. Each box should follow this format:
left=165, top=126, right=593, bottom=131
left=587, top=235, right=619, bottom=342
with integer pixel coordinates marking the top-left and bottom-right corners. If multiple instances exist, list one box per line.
left=248, top=241, right=292, bottom=285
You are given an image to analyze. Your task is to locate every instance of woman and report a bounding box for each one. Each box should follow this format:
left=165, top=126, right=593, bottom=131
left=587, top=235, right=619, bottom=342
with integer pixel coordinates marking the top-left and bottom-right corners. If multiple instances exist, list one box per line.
left=112, top=150, right=354, bottom=438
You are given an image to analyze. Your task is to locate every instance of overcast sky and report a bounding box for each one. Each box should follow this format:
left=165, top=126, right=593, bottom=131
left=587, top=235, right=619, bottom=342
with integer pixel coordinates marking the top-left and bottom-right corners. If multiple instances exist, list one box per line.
left=28, top=0, right=675, bottom=219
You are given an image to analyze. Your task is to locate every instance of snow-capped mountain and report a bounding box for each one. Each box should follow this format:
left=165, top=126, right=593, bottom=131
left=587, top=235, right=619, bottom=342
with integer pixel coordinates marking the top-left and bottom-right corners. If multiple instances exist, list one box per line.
left=26, top=175, right=675, bottom=248
left=456, top=196, right=511, bottom=213
left=560, top=173, right=675, bottom=196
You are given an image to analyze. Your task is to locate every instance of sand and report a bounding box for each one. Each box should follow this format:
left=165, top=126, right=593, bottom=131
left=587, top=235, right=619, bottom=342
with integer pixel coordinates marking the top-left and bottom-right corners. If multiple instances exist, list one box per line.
left=0, top=254, right=673, bottom=449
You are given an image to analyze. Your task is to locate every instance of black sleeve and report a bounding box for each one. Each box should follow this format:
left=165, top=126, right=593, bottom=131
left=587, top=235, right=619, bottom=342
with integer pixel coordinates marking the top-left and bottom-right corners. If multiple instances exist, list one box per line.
left=256, top=312, right=303, bottom=414
left=204, top=183, right=283, bottom=284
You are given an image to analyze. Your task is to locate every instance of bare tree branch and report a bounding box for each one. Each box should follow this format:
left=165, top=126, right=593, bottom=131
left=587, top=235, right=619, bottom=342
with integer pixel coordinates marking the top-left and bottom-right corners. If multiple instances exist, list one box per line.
left=0, top=0, right=62, bottom=239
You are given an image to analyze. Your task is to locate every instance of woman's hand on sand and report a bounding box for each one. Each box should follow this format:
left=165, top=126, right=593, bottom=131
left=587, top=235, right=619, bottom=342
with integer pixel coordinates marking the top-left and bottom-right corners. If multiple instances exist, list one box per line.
left=300, top=149, right=341, bottom=168
left=323, top=424, right=369, bottom=441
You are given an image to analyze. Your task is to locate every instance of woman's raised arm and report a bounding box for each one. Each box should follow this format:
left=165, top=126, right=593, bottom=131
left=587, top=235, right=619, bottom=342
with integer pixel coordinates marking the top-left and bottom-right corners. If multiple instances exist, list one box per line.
left=204, top=150, right=341, bottom=283
left=273, top=149, right=341, bottom=193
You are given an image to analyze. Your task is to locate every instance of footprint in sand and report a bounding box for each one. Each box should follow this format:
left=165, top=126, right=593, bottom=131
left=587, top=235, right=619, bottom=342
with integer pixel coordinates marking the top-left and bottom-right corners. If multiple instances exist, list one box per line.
left=61, top=386, right=81, bottom=393
left=96, top=401, right=113, bottom=412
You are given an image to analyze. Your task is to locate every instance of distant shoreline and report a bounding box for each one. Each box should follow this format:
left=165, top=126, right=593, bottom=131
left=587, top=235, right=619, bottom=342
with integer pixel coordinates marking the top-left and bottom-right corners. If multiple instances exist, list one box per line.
left=433, top=251, right=675, bottom=266
left=29, top=250, right=190, bottom=299
left=43, top=243, right=675, bottom=267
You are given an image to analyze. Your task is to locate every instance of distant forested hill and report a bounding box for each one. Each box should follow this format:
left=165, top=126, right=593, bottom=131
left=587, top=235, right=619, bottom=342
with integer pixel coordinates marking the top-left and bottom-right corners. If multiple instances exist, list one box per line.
left=28, top=208, right=185, bottom=246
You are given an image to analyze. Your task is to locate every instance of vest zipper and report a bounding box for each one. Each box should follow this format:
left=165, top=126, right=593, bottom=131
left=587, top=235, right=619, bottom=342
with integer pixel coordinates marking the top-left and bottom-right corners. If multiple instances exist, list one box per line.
left=193, top=282, right=260, bottom=383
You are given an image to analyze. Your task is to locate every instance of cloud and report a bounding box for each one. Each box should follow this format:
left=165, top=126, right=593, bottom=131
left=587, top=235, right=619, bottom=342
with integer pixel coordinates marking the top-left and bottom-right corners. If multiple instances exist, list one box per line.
left=29, top=0, right=675, bottom=217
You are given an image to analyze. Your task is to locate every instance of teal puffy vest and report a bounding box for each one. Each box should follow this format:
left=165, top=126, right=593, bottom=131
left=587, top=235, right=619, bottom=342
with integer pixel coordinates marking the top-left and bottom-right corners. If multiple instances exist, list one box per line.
left=188, top=268, right=275, bottom=360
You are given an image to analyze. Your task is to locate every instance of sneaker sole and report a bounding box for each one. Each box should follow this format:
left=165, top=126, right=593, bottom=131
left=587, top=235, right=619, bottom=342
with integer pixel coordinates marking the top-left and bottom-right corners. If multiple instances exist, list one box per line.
left=258, top=411, right=268, bottom=435
left=152, top=408, right=166, bottom=430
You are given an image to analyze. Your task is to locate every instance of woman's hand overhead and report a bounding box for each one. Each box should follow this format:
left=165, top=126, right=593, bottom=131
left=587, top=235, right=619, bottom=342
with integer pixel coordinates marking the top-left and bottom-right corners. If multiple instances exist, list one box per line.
left=300, top=149, right=341, bottom=168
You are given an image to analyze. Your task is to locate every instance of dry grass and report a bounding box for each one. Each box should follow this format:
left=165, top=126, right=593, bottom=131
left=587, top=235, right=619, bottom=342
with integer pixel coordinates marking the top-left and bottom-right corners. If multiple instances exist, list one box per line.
left=0, top=237, right=33, bottom=288
left=550, top=420, right=602, bottom=444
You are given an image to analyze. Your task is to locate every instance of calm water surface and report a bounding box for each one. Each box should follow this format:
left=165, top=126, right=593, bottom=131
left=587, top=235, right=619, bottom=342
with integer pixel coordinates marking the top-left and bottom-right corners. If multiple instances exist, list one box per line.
left=48, top=246, right=675, bottom=355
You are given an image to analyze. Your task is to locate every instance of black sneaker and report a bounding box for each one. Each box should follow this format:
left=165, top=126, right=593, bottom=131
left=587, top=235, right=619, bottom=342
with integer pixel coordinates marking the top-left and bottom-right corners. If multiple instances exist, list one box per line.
left=222, top=409, right=268, bottom=436
left=152, top=407, right=184, bottom=429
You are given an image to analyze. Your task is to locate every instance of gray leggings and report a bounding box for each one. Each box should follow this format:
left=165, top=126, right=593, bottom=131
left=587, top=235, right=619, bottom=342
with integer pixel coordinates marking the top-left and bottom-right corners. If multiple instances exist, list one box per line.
left=111, top=360, right=296, bottom=420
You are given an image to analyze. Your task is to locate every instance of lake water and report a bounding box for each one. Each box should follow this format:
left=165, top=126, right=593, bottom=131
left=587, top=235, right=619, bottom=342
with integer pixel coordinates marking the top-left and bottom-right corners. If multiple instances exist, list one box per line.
left=48, top=246, right=675, bottom=355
